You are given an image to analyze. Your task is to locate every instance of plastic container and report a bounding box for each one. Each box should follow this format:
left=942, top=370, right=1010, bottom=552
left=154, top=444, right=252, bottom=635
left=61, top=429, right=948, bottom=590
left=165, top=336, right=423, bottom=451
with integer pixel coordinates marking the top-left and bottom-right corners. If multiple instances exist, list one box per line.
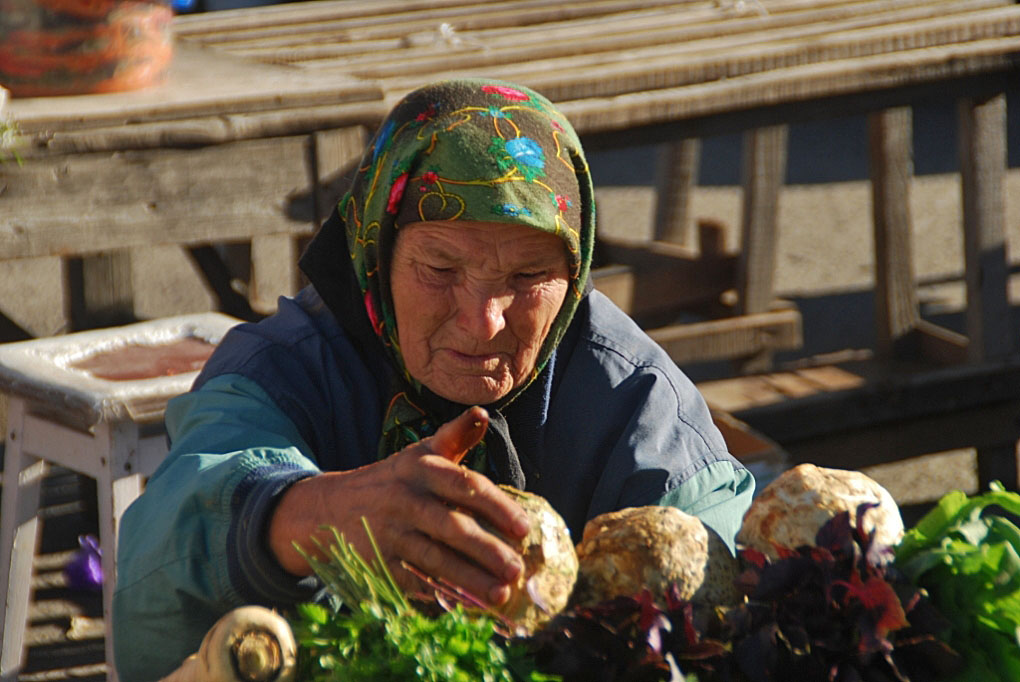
left=0, top=0, right=174, bottom=97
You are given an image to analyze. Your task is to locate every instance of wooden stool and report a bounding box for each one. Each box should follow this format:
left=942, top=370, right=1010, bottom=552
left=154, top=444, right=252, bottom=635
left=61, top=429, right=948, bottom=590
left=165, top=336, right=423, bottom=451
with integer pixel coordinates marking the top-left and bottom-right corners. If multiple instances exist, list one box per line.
left=0, top=313, right=239, bottom=682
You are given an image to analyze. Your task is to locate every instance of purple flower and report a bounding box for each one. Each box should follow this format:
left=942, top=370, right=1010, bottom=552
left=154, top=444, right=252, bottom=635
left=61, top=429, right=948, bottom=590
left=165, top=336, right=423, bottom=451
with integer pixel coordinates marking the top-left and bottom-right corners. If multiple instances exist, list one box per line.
left=63, top=535, right=103, bottom=592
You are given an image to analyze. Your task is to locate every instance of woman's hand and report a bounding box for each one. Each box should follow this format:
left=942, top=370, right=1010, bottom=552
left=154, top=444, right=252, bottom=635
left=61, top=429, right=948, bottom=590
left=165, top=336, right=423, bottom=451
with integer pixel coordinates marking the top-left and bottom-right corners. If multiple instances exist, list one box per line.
left=266, top=406, right=530, bottom=605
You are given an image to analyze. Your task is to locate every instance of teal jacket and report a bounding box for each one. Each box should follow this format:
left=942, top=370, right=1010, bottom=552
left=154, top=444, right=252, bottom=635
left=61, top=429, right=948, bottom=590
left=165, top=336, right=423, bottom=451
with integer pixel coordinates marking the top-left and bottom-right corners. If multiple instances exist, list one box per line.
left=113, top=287, right=754, bottom=680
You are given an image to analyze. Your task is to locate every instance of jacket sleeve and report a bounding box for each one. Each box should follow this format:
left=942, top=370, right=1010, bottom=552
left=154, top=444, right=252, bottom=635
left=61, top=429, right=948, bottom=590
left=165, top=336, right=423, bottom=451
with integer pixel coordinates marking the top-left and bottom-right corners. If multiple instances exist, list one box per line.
left=112, top=374, right=319, bottom=682
left=656, top=459, right=755, bottom=555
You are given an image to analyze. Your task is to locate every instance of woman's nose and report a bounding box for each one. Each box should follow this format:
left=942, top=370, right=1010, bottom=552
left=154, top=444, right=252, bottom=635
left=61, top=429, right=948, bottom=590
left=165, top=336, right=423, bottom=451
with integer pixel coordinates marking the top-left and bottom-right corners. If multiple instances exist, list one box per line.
left=457, top=288, right=512, bottom=340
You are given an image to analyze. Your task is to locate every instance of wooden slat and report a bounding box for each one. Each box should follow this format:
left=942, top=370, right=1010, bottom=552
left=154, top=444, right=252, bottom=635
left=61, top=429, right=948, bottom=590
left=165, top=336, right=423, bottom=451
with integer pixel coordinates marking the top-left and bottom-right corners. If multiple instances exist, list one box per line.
left=959, top=93, right=1010, bottom=362
left=313, top=126, right=370, bottom=227
left=737, top=359, right=1020, bottom=444
left=648, top=307, right=802, bottom=365
left=65, top=252, right=135, bottom=331
left=698, top=375, right=791, bottom=411
left=554, top=36, right=1020, bottom=134
left=793, top=366, right=867, bottom=392
left=6, top=44, right=381, bottom=135
left=869, top=106, right=919, bottom=358
left=0, top=136, right=315, bottom=260
left=653, top=139, right=700, bottom=245
left=594, top=237, right=737, bottom=317
left=316, top=2, right=1020, bottom=85
left=915, top=319, right=970, bottom=366
left=175, top=0, right=685, bottom=45
left=28, top=101, right=385, bottom=157
left=737, top=125, right=787, bottom=315
left=249, top=235, right=298, bottom=315
left=780, top=399, right=1020, bottom=481
left=186, top=0, right=1002, bottom=60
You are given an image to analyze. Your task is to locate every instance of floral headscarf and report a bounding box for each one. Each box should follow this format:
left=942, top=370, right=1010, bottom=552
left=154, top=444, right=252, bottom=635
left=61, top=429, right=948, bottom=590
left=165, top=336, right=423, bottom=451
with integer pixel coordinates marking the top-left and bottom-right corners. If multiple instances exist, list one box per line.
left=299, top=78, right=595, bottom=486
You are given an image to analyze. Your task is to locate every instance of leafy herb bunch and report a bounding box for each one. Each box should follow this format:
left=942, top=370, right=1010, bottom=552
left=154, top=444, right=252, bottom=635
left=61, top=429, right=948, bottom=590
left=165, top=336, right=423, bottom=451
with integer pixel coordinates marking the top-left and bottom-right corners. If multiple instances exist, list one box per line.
left=895, top=482, right=1020, bottom=681
left=289, top=522, right=554, bottom=682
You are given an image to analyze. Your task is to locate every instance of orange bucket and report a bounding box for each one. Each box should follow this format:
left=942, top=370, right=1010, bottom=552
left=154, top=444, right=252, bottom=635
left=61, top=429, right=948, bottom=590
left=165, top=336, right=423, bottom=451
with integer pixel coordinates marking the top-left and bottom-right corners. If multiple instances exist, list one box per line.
left=0, top=0, right=174, bottom=97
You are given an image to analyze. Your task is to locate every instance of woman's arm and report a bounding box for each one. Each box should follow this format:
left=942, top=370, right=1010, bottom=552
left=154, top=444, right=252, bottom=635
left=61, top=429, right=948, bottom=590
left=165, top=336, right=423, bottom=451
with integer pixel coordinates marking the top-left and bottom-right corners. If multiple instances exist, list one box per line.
left=113, top=375, right=319, bottom=682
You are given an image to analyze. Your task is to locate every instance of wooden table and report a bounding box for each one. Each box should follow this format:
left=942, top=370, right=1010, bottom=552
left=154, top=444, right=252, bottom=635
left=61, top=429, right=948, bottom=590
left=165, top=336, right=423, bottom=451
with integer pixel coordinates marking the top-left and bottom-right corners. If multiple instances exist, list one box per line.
left=165, top=0, right=1020, bottom=368
left=2, top=0, right=1019, bottom=461
left=6, top=0, right=1015, bottom=359
left=1, top=39, right=381, bottom=326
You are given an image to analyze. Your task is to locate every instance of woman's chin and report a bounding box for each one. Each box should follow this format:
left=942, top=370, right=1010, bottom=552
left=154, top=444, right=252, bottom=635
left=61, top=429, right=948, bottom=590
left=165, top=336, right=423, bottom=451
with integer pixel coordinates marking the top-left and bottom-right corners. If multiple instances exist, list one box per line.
left=427, top=375, right=515, bottom=406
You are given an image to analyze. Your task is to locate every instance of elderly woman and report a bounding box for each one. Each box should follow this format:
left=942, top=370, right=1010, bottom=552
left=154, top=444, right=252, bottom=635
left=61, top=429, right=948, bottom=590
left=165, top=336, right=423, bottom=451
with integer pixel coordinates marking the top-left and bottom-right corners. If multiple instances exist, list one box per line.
left=113, top=79, right=754, bottom=680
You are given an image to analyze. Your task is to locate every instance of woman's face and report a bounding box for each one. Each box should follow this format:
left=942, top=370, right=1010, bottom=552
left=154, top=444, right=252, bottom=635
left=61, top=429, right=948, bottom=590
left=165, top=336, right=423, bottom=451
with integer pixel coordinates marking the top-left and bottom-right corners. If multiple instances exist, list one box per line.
left=390, top=220, right=570, bottom=405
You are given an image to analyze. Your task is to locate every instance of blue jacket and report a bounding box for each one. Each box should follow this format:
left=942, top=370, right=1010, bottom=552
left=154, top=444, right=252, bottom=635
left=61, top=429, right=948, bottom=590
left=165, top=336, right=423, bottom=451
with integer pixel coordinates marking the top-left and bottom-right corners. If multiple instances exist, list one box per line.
left=113, top=286, right=753, bottom=680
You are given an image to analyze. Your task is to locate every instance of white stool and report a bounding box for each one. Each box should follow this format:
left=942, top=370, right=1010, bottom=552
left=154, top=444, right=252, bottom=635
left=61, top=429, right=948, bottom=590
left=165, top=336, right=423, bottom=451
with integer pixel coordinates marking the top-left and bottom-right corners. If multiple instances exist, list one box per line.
left=0, top=313, right=239, bottom=682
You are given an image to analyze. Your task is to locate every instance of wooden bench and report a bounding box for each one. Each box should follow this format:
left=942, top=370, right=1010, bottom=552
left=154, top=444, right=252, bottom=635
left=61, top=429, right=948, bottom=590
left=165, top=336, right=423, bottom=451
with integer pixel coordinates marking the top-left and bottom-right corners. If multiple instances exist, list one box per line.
left=4, top=0, right=1017, bottom=367
left=0, top=314, right=239, bottom=682
left=167, top=0, right=1019, bottom=368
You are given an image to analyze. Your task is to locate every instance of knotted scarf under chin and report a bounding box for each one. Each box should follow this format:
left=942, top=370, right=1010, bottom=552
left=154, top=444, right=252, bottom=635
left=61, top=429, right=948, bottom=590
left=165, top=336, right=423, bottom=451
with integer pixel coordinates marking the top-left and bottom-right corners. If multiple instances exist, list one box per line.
left=380, top=390, right=532, bottom=490
left=377, top=337, right=564, bottom=491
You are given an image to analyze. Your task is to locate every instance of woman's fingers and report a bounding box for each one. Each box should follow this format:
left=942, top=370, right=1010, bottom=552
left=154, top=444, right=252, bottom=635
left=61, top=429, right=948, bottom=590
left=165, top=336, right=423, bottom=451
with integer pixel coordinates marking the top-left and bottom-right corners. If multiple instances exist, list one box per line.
left=430, top=405, right=489, bottom=464
left=390, top=526, right=514, bottom=606
left=402, top=407, right=529, bottom=541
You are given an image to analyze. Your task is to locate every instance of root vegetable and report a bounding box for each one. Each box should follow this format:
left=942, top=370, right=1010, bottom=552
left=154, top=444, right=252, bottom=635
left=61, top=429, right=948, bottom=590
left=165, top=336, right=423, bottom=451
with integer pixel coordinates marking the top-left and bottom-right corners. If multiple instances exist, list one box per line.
left=572, top=505, right=742, bottom=608
left=738, top=463, right=904, bottom=559
left=159, top=605, right=296, bottom=682
left=481, top=485, right=578, bottom=634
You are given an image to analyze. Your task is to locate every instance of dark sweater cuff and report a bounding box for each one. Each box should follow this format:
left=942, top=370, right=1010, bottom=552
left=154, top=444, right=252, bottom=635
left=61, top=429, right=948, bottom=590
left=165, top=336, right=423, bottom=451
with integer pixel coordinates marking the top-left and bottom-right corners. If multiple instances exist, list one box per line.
left=227, top=464, right=318, bottom=606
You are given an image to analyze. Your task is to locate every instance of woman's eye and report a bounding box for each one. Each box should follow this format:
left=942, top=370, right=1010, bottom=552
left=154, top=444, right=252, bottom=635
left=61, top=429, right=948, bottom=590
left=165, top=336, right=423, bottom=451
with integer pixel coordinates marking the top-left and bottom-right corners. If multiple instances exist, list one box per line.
left=516, top=270, right=546, bottom=280
left=426, top=265, right=455, bottom=275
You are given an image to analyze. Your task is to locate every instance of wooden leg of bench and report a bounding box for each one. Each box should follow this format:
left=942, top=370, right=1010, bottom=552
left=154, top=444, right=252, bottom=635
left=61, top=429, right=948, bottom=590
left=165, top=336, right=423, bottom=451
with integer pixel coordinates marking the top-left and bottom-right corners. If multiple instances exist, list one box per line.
left=959, top=93, right=1010, bottom=362
left=976, top=440, right=1020, bottom=493
left=653, top=139, right=700, bottom=246
left=736, top=125, right=788, bottom=373
left=869, top=107, right=919, bottom=360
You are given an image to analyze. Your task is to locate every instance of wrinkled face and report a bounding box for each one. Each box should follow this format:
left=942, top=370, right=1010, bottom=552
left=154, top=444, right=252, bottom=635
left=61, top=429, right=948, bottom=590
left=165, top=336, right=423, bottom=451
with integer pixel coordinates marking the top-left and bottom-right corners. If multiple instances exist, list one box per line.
left=390, top=220, right=570, bottom=405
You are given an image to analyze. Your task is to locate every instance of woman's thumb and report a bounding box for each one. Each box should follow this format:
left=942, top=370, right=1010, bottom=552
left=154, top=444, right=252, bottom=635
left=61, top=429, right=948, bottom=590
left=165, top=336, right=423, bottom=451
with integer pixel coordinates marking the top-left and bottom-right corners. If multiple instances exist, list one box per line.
left=431, top=406, right=489, bottom=464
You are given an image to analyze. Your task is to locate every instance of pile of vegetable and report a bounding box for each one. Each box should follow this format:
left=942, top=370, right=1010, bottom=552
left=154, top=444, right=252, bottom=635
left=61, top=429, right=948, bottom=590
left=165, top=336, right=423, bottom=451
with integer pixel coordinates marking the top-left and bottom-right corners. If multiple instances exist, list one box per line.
left=177, top=468, right=1020, bottom=682
left=894, top=482, right=1020, bottom=681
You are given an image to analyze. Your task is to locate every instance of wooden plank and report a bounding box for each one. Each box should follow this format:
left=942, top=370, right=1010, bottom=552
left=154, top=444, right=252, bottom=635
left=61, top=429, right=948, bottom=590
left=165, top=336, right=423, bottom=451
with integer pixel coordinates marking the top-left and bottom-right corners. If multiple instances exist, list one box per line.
left=209, top=0, right=1006, bottom=66
left=737, top=359, right=1020, bottom=443
left=250, top=234, right=299, bottom=315
left=0, top=135, right=316, bottom=260
left=779, top=399, right=1020, bottom=488
left=313, top=126, right=370, bottom=227
left=711, top=408, right=791, bottom=486
left=793, top=365, right=867, bottom=392
left=6, top=43, right=380, bottom=135
left=29, top=101, right=385, bottom=157
left=64, top=253, right=135, bottom=331
left=647, top=307, right=802, bottom=365
left=554, top=36, right=1020, bottom=135
left=215, top=0, right=981, bottom=65
left=347, top=2, right=1020, bottom=86
left=914, top=319, right=969, bottom=366
left=761, top=372, right=820, bottom=399
left=595, top=238, right=737, bottom=319
left=176, top=0, right=686, bottom=45
left=958, top=92, right=1010, bottom=362
left=736, top=123, right=787, bottom=373
left=653, top=139, right=700, bottom=245
left=698, top=375, right=790, bottom=411
left=737, top=124, right=787, bottom=315
left=868, top=106, right=919, bottom=358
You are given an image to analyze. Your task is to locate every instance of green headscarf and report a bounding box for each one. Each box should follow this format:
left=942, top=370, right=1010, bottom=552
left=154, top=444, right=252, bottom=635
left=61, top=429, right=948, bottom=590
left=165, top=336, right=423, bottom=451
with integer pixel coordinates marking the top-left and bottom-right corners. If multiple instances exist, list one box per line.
left=300, top=78, right=596, bottom=483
